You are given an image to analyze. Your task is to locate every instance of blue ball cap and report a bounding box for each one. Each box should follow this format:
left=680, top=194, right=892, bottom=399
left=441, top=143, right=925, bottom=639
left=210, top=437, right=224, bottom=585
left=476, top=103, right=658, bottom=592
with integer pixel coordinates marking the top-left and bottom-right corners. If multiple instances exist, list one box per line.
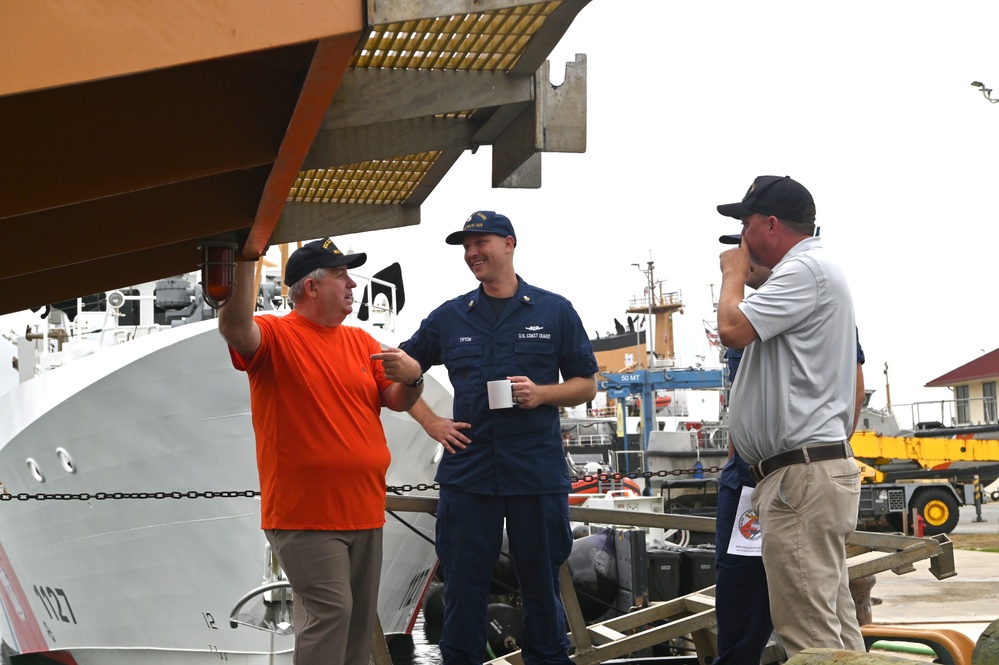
left=445, top=211, right=517, bottom=247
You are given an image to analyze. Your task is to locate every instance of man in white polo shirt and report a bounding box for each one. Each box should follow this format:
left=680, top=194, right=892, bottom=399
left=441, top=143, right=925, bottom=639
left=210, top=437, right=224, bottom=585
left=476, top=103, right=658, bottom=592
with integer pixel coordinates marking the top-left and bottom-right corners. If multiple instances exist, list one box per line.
left=715, top=175, right=864, bottom=658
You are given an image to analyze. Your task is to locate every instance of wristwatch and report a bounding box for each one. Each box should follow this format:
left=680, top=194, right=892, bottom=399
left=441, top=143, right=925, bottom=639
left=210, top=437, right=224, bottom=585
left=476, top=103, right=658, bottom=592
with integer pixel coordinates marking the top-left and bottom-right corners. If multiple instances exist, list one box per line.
left=406, top=373, right=425, bottom=388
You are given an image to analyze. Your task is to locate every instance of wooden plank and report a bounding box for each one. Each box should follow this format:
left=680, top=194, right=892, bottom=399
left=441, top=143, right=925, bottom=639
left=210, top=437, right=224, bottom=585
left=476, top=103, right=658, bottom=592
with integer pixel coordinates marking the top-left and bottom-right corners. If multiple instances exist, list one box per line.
left=587, top=625, right=626, bottom=644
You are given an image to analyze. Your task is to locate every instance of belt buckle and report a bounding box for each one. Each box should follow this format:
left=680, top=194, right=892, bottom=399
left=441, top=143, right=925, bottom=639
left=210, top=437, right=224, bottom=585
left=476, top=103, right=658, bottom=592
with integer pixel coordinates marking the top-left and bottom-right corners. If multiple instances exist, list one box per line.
left=749, top=462, right=764, bottom=483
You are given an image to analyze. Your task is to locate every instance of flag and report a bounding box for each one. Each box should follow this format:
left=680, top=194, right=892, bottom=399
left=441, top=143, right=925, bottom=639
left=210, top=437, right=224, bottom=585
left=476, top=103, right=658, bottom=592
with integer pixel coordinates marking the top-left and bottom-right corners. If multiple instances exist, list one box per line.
left=704, top=320, right=721, bottom=348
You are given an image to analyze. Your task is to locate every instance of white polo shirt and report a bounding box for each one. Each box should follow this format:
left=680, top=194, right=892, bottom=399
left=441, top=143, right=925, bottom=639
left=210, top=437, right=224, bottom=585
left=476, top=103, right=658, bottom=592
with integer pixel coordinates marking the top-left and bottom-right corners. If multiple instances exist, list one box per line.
left=728, top=237, right=856, bottom=465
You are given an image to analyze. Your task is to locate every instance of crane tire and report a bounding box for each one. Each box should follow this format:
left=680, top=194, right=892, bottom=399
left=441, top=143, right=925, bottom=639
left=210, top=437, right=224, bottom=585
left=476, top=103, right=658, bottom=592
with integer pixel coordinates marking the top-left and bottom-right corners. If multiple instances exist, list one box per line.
left=913, top=488, right=960, bottom=535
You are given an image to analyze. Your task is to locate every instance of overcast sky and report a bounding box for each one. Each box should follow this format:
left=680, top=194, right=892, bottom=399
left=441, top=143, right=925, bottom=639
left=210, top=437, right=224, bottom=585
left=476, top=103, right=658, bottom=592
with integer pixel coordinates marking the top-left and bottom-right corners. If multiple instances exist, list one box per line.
left=3, top=1, right=999, bottom=419
left=361, top=0, right=999, bottom=417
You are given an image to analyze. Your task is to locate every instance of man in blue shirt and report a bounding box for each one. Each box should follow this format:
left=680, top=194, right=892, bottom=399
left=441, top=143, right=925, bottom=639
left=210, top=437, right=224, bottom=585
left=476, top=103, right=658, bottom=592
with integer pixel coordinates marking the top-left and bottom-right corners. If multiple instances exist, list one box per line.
left=713, top=233, right=775, bottom=665
left=402, top=210, right=597, bottom=665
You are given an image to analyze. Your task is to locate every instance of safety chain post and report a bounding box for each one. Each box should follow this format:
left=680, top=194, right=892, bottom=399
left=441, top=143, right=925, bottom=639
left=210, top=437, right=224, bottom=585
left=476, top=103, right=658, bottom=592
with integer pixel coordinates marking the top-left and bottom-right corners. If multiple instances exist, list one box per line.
left=973, top=475, right=987, bottom=523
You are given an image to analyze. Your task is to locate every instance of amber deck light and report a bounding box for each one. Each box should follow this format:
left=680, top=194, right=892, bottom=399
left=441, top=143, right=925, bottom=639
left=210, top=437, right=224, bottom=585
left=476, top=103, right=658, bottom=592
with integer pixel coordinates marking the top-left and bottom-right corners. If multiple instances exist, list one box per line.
left=199, top=241, right=238, bottom=309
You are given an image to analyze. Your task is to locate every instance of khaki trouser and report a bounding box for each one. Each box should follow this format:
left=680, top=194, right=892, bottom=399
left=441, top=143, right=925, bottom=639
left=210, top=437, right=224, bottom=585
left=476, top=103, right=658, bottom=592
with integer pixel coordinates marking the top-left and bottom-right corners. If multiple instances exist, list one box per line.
left=751, top=457, right=865, bottom=657
left=266, top=528, right=383, bottom=665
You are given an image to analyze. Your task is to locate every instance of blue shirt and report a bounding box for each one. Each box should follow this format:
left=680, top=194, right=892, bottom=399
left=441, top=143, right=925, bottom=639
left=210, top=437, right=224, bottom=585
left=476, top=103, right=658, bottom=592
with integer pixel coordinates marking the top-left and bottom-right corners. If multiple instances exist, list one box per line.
left=400, top=277, right=597, bottom=495
left=724, top=347, right=743, bottom=385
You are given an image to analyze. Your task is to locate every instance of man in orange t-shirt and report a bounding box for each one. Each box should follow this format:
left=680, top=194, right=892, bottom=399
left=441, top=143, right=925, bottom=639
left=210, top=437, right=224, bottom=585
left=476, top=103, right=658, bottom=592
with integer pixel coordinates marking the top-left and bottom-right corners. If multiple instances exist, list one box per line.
left=219, top=238, right=425, bottom=665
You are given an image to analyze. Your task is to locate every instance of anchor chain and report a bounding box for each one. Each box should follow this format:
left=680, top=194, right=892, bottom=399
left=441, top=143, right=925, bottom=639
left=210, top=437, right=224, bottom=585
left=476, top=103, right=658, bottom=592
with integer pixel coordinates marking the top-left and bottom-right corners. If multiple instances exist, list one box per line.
left=0, top=490, right=261, bottom=502
left=0, top=469, right=715, bottom=502
left=570, top=465, right=723, bottom=482
left=387, top=483, right=439, bottom=494
left=0, top=483, right=442, bottom=501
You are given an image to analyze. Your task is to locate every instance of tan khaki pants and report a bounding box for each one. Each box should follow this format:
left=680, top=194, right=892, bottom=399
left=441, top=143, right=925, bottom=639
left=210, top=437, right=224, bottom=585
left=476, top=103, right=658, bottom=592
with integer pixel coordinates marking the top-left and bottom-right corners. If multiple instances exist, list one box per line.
left=751, top=457, right=864, bottom=657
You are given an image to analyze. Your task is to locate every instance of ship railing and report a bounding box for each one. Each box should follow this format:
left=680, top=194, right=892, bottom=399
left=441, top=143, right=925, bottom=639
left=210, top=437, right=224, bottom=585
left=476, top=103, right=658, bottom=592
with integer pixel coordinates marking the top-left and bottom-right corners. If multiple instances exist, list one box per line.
left=648, top=356, right=679, bottom=370
left=567, top=478, right=640, bottom=504
left=346, top=272, right=400, bottom=332
left=565, top=434, right=614, bottom=447
left=261, top=267, right=400, bottom=332
left=611, top=449, right=646, bottom=475
left=628, top=290, right=683, bottom=312
left=896, top=396, right=999, bottom=430
left=18, top=287, right=164, bottom=381
left=688, top=424, right=729, bottom=451
left=588, top=406, right=616, bottom=418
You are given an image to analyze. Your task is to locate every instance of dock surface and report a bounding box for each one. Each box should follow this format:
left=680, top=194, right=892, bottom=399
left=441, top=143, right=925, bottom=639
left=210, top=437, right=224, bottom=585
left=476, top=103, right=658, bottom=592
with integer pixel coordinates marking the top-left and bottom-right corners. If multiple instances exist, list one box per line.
left=871, top=503, right=999, bottom=644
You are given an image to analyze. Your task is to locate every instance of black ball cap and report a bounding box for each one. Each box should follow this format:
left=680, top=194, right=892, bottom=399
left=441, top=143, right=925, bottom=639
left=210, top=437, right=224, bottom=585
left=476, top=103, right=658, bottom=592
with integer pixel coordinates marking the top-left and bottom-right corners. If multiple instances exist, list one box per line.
left=284, top=238, right=367, bottom=286
left=717, top=175, right=816, bottom=224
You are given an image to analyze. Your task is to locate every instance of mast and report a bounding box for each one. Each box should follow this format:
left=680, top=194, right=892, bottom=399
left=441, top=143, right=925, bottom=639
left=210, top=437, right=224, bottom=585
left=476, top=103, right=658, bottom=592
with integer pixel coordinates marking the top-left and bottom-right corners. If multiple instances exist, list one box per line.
left=884, top=362, right=892, bottom=412
left=627, top=256, right=684, bottom=367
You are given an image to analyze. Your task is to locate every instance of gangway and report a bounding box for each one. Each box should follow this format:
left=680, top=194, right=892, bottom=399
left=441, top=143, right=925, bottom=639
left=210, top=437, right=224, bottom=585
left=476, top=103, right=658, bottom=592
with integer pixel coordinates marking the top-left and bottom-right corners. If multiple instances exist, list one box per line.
left=485, top=518, right=953, bottom=665
left=376, top=496, right=957, bottom=665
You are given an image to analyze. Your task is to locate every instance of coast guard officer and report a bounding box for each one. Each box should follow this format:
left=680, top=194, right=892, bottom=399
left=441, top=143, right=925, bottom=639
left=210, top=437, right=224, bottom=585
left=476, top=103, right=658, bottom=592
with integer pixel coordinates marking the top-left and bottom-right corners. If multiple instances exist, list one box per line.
left=401, top=210, right=598, bottom=665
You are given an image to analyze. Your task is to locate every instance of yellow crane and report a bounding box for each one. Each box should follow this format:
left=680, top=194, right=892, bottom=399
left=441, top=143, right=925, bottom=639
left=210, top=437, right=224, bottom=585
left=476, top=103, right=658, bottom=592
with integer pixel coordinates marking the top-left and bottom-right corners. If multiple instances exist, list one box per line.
left=850, top=430, right=998, bottom=535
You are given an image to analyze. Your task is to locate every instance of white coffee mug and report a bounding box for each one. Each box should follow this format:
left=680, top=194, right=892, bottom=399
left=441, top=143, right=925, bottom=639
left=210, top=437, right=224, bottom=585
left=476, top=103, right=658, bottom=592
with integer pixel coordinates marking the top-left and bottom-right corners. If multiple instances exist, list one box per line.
left=487, top=379, right=514, bottom=409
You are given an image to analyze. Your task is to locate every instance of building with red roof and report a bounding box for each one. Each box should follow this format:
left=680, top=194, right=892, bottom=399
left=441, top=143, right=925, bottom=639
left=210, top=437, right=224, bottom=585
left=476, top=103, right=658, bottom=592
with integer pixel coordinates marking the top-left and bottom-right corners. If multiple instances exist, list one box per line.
left=925, top=348, right=999, bottom=426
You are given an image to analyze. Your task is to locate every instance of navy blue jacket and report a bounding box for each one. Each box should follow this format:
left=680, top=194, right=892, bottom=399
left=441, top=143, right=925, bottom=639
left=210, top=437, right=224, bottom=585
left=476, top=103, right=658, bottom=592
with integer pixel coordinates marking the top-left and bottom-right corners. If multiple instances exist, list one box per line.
left=401, top=277, right=597, bottom=495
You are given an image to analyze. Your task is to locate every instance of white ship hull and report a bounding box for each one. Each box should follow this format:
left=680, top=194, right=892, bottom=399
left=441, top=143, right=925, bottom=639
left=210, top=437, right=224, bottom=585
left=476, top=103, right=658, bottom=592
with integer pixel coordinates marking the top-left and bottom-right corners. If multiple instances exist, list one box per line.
left=0, top=317, right=446, bottom=664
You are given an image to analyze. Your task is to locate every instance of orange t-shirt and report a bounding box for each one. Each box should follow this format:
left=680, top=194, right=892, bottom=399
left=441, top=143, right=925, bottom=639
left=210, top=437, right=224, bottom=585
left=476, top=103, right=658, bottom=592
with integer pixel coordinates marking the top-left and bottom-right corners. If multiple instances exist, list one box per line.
left=229, top=311, right=392, bottom=530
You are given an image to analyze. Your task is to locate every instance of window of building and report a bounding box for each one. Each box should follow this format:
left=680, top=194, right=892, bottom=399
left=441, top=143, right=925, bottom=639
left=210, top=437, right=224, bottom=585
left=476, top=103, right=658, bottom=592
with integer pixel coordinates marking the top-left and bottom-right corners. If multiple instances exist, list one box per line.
left=984, top=381, right=997, bottom=424
left=956, top=385, right=970, bottom=424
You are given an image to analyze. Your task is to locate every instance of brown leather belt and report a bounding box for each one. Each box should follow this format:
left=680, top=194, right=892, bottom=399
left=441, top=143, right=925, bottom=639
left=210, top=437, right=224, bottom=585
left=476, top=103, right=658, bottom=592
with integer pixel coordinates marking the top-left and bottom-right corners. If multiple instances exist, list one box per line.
left=749, top=441, right=852, bottom=483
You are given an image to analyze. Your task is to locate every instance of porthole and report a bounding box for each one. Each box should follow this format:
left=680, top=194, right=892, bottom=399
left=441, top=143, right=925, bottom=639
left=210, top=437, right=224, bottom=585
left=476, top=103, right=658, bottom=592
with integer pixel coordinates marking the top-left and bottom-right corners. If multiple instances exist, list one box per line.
left=56, top=447, right=76, bottom=474
left=26, top=458, right=44, bottom=483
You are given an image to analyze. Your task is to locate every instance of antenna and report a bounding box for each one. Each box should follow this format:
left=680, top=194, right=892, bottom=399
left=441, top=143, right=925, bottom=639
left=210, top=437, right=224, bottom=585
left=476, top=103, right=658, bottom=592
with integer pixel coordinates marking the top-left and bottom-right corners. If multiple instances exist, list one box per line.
left=883, top=362, right=892, bottom=412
